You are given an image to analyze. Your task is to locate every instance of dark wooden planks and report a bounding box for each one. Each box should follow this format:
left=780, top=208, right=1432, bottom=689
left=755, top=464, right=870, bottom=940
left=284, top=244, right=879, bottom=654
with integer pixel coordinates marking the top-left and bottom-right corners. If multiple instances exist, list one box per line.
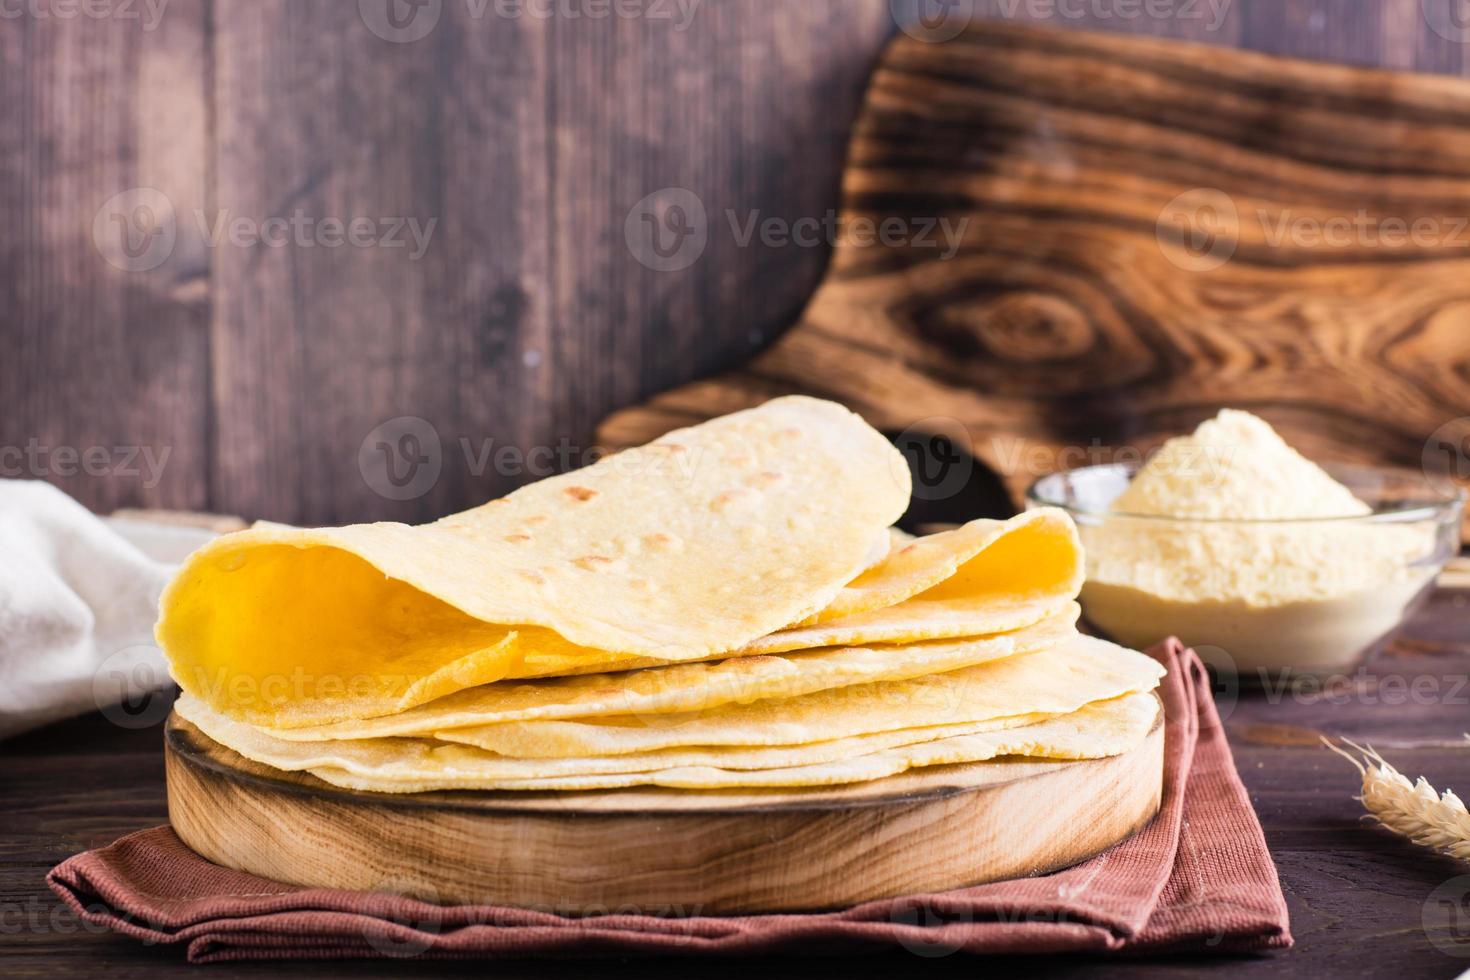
left=0, top=2, right=210, bottom=513
left=1240, top=0, right=1465, bottom=73
left=206, top=0, right=553, bottom=526
left=543, top=0, right=896, bottom=468
left=10, top=2, right=1470, bottom=522
left=202, top=2, right=896, bottom=526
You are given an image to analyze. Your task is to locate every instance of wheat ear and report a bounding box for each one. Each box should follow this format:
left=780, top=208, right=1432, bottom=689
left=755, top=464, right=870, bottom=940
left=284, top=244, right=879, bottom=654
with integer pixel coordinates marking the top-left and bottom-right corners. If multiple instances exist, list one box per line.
left=1322, top=737, right=1470, bottom=863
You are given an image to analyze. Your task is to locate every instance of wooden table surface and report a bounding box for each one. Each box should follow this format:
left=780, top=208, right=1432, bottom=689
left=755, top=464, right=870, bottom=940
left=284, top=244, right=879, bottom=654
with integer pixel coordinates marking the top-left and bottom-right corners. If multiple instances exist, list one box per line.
left=5, top=581, right=1470, bottom=978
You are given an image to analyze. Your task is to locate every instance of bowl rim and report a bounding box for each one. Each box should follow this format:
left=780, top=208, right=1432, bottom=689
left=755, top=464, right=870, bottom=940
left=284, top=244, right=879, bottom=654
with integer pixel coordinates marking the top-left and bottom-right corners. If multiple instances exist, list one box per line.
left=1025, top=460, right=1468, bottom=526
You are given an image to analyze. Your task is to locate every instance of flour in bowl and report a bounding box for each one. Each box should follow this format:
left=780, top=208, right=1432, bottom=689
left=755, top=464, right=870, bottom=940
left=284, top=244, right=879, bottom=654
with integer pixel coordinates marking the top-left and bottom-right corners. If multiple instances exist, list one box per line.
left=1081, top=410, right=1440, bottom=674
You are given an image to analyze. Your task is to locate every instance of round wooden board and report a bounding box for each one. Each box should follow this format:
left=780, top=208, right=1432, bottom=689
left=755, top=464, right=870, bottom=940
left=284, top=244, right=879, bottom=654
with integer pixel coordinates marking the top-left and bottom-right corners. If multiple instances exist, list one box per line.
left=165, top=707, right=1164, bottom=914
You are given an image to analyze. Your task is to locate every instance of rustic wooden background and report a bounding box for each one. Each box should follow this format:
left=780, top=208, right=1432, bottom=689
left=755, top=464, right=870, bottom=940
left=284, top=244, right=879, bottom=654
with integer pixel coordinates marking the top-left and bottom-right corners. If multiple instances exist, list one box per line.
left=6, top=0, right=1470, bottom=525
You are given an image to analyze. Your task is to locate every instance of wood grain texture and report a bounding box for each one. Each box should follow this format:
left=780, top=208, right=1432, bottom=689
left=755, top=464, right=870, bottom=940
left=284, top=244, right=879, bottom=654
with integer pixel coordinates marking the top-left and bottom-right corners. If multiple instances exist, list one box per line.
left=0, top=1, right=896, bottom=525
left=544, top=0, right=895, bottom=483
left=598, top=20, right=1470, bottom=531
left=13, top=2, right=1470, bottom=525
left=205, top=0, right=552, bottom=526
left=162, top=709, right=1163, bottom=913
left=0, top=2, right=211, bottom=513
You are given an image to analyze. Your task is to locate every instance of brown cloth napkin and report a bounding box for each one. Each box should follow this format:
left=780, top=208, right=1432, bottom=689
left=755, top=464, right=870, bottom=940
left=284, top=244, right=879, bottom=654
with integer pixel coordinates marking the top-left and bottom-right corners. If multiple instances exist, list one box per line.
left=48, top=640, right=1290, bottom=962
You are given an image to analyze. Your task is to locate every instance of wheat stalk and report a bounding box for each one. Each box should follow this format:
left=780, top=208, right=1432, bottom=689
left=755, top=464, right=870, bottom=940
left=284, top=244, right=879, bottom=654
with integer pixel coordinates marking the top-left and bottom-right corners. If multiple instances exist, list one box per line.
left=1323, top=737, right=1470, bottom=863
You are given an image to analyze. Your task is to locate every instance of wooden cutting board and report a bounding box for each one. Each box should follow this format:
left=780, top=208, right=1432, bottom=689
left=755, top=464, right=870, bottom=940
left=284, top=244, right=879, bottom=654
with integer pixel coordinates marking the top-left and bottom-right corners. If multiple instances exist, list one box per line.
left=597, top=21, right=1470, bottom=537
left=164, top=706, right=1164, bottom=913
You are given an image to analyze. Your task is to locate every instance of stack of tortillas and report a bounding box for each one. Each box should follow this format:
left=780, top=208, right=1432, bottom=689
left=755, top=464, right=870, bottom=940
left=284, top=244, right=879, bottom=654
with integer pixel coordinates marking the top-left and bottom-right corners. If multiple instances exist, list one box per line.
left=159, top=397, right=1164, bottom=793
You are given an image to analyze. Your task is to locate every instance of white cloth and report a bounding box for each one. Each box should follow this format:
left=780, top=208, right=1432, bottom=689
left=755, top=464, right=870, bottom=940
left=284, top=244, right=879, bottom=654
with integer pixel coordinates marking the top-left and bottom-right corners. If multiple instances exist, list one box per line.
left=0, top=481, right=214, bottom=739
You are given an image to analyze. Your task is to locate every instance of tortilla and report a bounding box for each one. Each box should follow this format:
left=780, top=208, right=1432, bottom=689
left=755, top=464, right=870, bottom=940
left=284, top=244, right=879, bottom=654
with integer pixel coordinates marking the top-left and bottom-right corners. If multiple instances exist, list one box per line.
left=302, top=694, right=1160, bottom=792
left=157, top=397, right=910, bottom=726
left=255, top=607, right=1080, bottom=742
left=175, top=691, right=1056, bottom=780
left=801, top=509, right=1082, bottom=625
left=434, top=635, right=1163, bottom=758
left=512, top=508, right=1084, bottom=678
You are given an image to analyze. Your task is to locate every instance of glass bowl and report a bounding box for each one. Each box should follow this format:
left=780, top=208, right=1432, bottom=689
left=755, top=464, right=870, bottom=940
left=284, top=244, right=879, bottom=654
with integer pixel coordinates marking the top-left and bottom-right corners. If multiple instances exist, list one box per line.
left=1026, top=462, right=1465, bottom=679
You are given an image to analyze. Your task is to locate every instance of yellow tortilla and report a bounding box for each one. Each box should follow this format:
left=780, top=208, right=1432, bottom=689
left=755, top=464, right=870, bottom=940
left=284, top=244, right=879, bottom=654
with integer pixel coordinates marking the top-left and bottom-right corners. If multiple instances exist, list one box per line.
left=302, top=694, right=1160, bottom=792
left=157, top=397, right=909, bottom=726
left=435, top=635, right=1163, bottom=758
left=800, top=509, right=1083, bottom=625
left=255, top=607, right=1080, bottom=742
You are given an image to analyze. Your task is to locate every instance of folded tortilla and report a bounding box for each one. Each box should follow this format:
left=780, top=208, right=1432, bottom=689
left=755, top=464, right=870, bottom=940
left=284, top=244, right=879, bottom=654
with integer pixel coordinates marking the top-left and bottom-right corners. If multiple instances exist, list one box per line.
left=431, top=635, right=1164, bottom=758
left=513, top=508, right=1084, bottom=679
left=159, top=397, right=1084, bottom=730
left=253, top=606, right=1080, bottom=742
left=301, top=694, right=1161, bottom=792
left=798, top=508, right=1085, bottom=625
left=157, top=397, right=910, bottom=726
